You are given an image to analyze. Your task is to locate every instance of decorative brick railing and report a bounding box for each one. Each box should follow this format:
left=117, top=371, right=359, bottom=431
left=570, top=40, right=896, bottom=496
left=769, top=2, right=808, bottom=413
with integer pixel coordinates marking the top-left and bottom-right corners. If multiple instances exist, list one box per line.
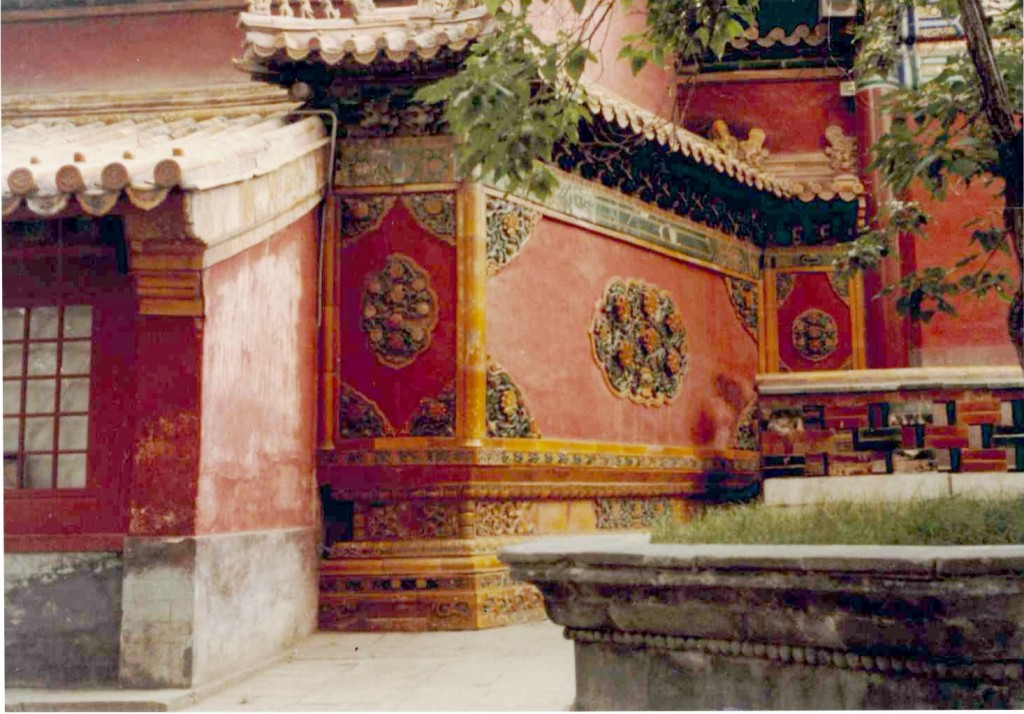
left=757, top=367, right=1024, bottom=478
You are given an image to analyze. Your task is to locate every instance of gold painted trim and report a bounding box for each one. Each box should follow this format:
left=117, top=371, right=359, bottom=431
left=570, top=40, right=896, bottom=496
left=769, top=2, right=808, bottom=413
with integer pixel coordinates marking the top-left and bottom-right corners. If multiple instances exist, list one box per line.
left=850, top=272, right=868, bottom=370
left=456, top=182, right=488, bottom=444
left=764, top=267, right=782, bottom=373
left=481, top=180, right=761, bottom=283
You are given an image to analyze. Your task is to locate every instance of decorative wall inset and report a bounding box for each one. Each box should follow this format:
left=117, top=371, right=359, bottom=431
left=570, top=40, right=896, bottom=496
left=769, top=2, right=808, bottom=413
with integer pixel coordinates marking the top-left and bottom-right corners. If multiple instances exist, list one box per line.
left=733, top=398, right=759, bottom=451
left=474, top=501, right=534, bottom=537
left=338, top=384, right=393, bottom=438
left=486, top=360, right=540, bottom=439
left=590, top=278, right=688, bottom=407
left=361, top=253, right=439, bottom=368
left=772, top=271, right=854, bottom=372
left=486, top=198, right=540, bottom=275
left=792, top=308, right=838, bottom=362
left=341, top=196, right=396, bottom=244
left=402, top=193, right=455, bottom=246
left=596, top=498, right=671, bottom=529
left=725, top=277, right=758, bottom=340
left=363, top=501, right=460, bottom=541
left=407, top=382, right=456, bottom=436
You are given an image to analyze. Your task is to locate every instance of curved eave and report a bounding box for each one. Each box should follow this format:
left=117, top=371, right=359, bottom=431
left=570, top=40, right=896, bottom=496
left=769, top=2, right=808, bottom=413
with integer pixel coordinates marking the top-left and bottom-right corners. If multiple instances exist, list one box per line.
left=2, top=113, right=327, bottom=218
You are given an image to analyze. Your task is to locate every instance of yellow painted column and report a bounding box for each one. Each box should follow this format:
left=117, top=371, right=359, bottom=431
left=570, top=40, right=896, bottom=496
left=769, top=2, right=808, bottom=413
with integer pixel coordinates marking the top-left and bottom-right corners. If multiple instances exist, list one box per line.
left=456, top=182, right=488, bottom=444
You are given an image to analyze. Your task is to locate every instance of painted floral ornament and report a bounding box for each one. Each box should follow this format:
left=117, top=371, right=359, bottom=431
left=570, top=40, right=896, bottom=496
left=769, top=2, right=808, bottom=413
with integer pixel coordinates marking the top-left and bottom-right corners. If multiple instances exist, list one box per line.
left=591, top=278, right=688, bottom=406
left=361, top=253, right=439, bottom=368
left=792, top=308, right=838, bottom=361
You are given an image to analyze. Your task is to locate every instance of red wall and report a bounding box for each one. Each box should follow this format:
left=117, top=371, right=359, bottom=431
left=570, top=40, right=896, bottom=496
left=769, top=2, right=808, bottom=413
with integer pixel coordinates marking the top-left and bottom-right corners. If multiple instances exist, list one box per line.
left=195, top=212, right=319, bottom=534
left=907, top=179, right=1018, bottom=367
left=337, top=199, right=457, bottom=434
left=487, top=217, right=757, bottom=449
left=775, top=271, right=853, bottom=372
left=681, top=78, right=856, bottom=153
left=1, top=10, right=245, bottom=95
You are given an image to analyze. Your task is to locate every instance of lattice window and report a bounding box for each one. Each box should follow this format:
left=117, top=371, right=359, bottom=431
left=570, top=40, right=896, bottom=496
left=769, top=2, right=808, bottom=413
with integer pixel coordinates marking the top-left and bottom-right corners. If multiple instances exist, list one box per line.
left=3, top=305, right=92, bottom=490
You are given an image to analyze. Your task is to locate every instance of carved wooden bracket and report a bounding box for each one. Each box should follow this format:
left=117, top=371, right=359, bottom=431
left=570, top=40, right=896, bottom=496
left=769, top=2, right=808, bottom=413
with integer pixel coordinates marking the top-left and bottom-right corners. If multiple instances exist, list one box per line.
left=123, top=201, right=204, bottom=317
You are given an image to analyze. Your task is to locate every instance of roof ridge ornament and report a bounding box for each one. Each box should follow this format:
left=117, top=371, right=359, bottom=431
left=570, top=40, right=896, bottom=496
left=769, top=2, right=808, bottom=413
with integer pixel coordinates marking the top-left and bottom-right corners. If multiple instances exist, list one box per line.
left=244, top=0, right=482, bottom=20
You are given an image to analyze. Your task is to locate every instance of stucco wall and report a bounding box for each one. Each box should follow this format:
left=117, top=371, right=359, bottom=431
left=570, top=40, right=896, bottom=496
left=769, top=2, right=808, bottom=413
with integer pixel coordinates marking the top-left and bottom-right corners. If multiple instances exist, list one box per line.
left=487, top=215, right=758, bottom=449
left=907, top=180, right=1018, bottom=367
left=196, top=210, right=319, bottom=534
left=1, top=10, right=245, bottom=94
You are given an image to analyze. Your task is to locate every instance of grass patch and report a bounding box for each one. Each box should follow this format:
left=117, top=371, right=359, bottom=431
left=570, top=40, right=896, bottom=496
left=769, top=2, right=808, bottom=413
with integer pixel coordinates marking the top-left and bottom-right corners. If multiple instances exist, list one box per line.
left=651, top=493, right=1024, bottom=546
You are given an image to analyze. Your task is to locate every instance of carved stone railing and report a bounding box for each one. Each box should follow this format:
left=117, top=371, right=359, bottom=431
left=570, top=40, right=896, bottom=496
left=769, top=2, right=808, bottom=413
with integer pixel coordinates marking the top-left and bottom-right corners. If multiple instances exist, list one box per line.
left=501, top=534, right=1024, bottom=710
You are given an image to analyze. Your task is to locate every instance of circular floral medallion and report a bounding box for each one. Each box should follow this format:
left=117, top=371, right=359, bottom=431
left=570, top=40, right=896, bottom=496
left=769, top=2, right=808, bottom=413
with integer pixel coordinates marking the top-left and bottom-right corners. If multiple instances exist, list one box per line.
left=791, top=308, right=838, bottom=362
left=591, top=278, right=688, bottom=407
left=361, top=254, right=438, bottom=368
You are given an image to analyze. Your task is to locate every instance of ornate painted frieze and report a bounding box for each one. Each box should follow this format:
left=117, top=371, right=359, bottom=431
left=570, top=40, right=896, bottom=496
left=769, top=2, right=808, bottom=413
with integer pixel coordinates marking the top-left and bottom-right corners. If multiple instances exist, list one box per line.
left=733, top=398, right=760, bottom=451
left=474, top=501, right=535, bottom=537
left=363, top=500, right=460, bottom=540
left=338, top=384, right=393, bottom=438
left=709, top=120, right=769, bottom=170
left=725, top=277, right=759, bottom=339
left=775, top=273, right=795, bottom=307
left=792, top=308, right=839, bottom=362
left=596, top=498, right=672, bottom=529
left=488, top=175, right=763, bottom=279
left=402, top=193, right=455, bottom=245
left=766, top=248, right=848, bottom=270
left=361, top=254, right=439, bottom=368
left=591, top=279, right=688, bottom=407
left=341, top=195, right=395, bottom=243
left=486, top=198, right=540, bottom=274
left=336, top=136, right=457, bottom=188
left=485, top=361, right=540, bottom=439
left=407, top=382, right=456, bottom=436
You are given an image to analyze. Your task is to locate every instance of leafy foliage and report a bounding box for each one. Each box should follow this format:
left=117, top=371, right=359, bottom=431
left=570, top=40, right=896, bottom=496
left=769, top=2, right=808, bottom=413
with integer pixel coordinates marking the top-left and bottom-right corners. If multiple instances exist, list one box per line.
left=838, top=0, right=1023, bottom=324
left=415, top=0, right=757, bottom=198
left=652, top=492, right=1024, bottom=545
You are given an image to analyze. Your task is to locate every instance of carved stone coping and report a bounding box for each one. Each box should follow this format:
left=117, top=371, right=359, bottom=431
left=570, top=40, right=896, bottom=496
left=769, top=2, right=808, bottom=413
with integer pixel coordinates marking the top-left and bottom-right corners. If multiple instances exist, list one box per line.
left=757, top=366, right=1024, bottom=396
left=500, top=535, right=1024, bottom=708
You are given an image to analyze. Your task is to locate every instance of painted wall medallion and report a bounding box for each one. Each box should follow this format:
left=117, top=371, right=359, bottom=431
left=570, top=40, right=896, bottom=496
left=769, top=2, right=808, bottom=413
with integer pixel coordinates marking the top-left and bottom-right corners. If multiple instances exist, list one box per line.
left=341, top=195, right=395, bottom=244
left=485, top=360, right=540, bottom=438
left=338, top=384, right=393, bottom=438
left=590, top=278, right=688, bottom=407
left=725, top=277, right=758, bottom=339
left=407, top=382, right=456, bottom=437
left=791, top=308, right=838, bottom=362
left=402, top=193, right=455, bottom=246
left=486, top=197, right=540, bottom=275
left=361, top=254, right=439, bottom=368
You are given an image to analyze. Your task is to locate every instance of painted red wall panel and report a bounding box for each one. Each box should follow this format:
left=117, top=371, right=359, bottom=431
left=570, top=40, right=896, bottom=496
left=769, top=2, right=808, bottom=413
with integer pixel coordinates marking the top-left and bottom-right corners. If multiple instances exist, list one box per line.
left=129, top=315, right=202, bottom=536
left=487, top=217, right=757, bottom=449
left=1, top=11, right=245, bottom=95
left=775, top=271, right=853, bottom=372
left=681, top=79, right=856, bottom=153
left=907, top=180, right=1018, bottom=367
left=338, top=200, right=457, bottom=433
left=195, top=211, right=319, bottom=534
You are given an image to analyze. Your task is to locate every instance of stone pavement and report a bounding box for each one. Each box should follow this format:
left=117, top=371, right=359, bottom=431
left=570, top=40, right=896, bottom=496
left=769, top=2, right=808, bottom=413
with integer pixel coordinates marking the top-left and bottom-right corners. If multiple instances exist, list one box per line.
left=186, top=620, right=574, bottom=712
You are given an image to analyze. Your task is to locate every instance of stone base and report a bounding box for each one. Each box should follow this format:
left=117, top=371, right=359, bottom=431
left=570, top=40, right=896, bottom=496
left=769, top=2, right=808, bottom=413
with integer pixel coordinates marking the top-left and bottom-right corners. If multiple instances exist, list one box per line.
left=4, top=552, right=123, bottom=688
left=574, top=640, right=1024, bottom=710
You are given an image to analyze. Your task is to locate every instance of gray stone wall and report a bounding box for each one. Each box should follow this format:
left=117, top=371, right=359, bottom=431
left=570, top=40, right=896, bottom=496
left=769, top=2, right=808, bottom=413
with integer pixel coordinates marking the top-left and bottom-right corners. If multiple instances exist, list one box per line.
left=5, top=552, right=123, bottom=687
left=191, top=527, right=318, bottom=687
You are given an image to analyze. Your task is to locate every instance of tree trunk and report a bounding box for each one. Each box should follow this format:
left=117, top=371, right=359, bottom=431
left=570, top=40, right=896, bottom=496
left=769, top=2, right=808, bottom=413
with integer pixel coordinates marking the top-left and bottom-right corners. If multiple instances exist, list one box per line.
left=956, top=0, right=1024, bottom=370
